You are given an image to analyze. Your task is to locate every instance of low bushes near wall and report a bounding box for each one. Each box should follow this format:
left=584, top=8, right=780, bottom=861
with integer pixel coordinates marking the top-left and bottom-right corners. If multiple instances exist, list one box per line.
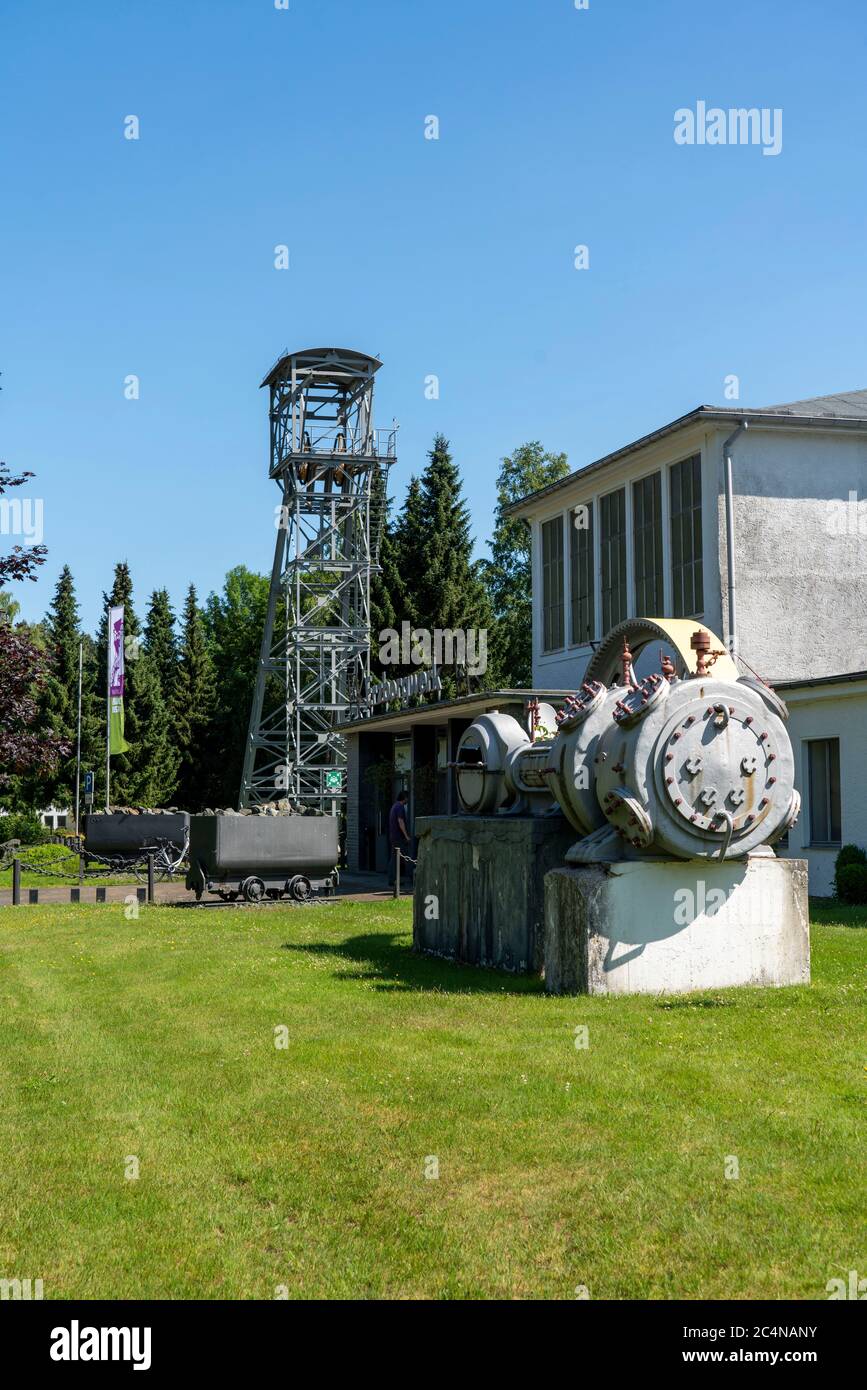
left=834, top=844, right=867, bottom=904
left=0, top=811, right=51, bottom=846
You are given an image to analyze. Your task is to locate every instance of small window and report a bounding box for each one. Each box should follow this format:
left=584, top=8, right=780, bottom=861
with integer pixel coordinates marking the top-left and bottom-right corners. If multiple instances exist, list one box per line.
left=599, top=488, right=627, bottom=632
left=569, top=502, right=594, bottom=645
left=541, top=516, right=565, bottom=652
left=633, top=473, right=663, bottom=614
left=807, top=739, right=841, bottom=845
left=57, top=815, right=68, bottom=829
left=670, top=454, right=703, bottom=617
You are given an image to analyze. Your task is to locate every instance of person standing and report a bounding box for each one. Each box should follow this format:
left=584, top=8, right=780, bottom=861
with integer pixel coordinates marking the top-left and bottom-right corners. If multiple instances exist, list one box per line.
left=387, top=789, right=412, bottom=887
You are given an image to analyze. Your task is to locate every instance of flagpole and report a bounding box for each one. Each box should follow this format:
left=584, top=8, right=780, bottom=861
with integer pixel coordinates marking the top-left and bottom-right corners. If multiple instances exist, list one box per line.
left=74, top=641, right=83, bottom=833
left=105, top=620, right=111, bottom=812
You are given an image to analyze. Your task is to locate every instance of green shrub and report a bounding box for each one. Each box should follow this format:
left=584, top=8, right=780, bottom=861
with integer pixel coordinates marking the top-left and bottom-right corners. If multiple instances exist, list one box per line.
left=0, top=812, right=51, bottom=846
left=836, top=843, right=866, bottom=870
left=836, top=863, right=867, bottom=906
left=834, top=844, right=867, bottom=900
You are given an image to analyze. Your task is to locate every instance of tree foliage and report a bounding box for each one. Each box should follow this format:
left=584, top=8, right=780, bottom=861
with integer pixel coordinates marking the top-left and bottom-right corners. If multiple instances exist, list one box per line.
left=480, top=441, right=569, bottom=687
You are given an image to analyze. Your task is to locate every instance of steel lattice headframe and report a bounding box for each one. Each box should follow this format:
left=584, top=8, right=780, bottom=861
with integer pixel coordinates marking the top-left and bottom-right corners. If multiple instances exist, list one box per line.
left=239, top=347, right=397, bottom=812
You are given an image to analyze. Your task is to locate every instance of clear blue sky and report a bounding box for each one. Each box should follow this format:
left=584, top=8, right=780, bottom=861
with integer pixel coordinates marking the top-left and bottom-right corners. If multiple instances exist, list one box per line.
left=3, top=0, right=866, bottom=630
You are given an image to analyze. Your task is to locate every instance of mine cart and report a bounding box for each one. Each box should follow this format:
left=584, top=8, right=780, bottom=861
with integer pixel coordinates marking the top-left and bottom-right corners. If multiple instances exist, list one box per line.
left=83, top=811, right=190, bottom=877
left=185, top=814, right=340, bottom=903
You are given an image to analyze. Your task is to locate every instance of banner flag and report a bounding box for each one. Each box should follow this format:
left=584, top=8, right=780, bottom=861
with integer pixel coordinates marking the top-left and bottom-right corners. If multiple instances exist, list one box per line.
left=108, top=605, right=129, bottom=755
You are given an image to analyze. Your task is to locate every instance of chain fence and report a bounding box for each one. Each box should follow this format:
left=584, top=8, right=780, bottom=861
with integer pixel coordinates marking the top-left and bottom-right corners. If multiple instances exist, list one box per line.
left=0, top=835, right=189, bottom=884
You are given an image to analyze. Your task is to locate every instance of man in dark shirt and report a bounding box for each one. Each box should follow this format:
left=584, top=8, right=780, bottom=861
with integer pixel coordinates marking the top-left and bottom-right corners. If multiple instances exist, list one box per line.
left=387, top=790, right=411, bottom=886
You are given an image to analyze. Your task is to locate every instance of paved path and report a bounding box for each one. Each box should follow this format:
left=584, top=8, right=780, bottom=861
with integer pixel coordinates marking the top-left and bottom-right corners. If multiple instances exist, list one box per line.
left=0, top=872, right=410, bottom=908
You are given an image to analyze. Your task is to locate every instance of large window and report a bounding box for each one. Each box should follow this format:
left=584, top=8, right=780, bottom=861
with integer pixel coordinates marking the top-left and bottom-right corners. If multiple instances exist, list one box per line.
left=569, top=503, right=594, bottom=645
left=807, top=739, right=841, bottom=845
left=541, top=516, right=565, bottom=652
left=599, top=488, right=627, bottom=632
left=633, top=472, right=663, bottom=614
left=670, top=454, right=703, bottom=617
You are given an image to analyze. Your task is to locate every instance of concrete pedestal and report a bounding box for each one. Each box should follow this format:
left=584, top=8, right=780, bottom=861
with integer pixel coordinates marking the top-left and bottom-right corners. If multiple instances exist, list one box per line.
left=544, top=856, right=809, bottom=995
left=414, top=814, right=575, bottom=973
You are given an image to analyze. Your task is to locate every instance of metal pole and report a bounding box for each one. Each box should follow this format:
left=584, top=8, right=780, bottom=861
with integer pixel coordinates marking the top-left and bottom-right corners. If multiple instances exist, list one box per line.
left=12, top=858, right=20, bottom=906
left=105, top=668, right=111, bottom=813
left=147, top=852, right=155, bottom=904
left=74, top=641, right=83, bottom=834
left=393, top=846, right=400, bottom=899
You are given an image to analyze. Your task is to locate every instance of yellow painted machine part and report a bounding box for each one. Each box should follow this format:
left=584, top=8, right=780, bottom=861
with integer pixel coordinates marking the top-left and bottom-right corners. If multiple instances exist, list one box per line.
left=585, top=617, right=739, bottom=684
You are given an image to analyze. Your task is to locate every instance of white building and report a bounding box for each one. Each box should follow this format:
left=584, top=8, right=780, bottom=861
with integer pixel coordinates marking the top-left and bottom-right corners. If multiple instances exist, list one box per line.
left=509, top=388, right=867, bottom=895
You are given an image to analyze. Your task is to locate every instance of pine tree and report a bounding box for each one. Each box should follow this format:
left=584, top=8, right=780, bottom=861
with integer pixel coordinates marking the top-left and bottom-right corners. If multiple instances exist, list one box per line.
left=202, top=566, right=270, bottom=807
left=480, top=442, right=570, bottom=687
left=369, top=466, right=405, bottom=679
left=411, top=435, right=497, bottom=695
left=394, top=475, right=426, bottom=633
left=143, top=589, right=178, bottom=707
left=170, top=585, right=216, bottom=809
left=27, top=566, right=81, bottom=807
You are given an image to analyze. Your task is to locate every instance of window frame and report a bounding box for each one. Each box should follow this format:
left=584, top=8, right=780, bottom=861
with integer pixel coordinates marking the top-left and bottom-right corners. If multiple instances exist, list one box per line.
left=568, top=500, right=595, bottom=648
left=599, top=486, right=627, bottom=634
left=669, top=453, right=704, bottom=619
left=806, top=737, right=842, bottom=847
left=632, top=471, right=663, bottom=615
left=541, top=514, right=569, bottom=653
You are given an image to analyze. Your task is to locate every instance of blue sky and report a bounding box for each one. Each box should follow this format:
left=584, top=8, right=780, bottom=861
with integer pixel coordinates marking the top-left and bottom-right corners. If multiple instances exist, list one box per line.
left=3, top=0, right=866, bottom=629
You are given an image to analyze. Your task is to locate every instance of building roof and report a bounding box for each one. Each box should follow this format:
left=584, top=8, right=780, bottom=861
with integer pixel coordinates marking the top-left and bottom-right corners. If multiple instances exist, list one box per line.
left=260, top=346, right=381, bottom=390
left=774, top=669, right=867, bottom=691
left=336, top=689, right=573, bottom=736
left=506, top=387, right=867, bottom=518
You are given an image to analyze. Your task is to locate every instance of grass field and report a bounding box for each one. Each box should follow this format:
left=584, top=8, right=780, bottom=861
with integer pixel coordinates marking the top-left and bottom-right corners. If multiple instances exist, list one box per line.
left=0, top=898, right=864, bottom=1300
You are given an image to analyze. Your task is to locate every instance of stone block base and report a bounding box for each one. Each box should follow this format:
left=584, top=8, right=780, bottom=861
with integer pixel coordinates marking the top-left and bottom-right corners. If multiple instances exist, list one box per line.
left=414, top=814, right=575, bottom=973
left=544, top=857, right=809, bottom=995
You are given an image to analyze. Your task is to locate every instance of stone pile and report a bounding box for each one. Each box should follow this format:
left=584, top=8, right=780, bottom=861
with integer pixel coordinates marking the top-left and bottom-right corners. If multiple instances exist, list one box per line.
left=93, top=801, right=325, bottom=818
left=200, top=800, right=324, bottom=818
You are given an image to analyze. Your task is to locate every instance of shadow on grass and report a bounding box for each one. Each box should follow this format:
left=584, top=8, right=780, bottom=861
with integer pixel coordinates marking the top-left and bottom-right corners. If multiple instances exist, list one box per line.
left=281, top=931, right=544, bottom=996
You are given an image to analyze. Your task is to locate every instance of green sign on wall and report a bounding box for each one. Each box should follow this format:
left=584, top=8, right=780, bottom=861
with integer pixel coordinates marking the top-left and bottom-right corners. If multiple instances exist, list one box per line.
left=324, top=770, right=343, bottom=791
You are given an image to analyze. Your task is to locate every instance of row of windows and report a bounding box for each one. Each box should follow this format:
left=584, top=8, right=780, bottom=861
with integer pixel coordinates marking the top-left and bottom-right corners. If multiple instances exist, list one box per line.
left=541, top=455, right=704, bottom=652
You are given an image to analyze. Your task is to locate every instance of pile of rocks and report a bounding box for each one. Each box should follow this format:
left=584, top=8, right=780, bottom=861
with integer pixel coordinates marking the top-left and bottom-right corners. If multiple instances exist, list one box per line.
left=92, top=801, right=326, bottom=818
left=200, top=800, right=324, bottom=818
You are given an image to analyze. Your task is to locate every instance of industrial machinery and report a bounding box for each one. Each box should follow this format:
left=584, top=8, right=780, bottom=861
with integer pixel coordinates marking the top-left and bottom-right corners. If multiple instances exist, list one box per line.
left=454, top=620, right=800, bottom=862
left=239, top=347, right=397, bottom=816
left=454, top=703, right=559, bottom=816
left=186, top=814, right=340, bottom=903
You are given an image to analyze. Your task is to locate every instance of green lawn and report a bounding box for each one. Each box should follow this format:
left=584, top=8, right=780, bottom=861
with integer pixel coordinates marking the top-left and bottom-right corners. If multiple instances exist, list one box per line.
left=0, top=899, right=863, bottom=1300
left=0, top=844, right=136, bottom=889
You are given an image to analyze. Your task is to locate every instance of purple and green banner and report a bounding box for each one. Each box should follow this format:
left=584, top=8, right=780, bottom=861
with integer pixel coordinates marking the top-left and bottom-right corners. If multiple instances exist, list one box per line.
left=108, top=605, right=129, bottom=755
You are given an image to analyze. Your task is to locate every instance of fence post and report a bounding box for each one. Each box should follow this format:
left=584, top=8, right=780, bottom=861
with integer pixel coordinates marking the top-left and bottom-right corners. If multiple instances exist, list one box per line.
left=78, top=852, right=84, bottom=885
left=147, top=852, right=155, bottom=904
left=12, top=858, right=21, bottom=906
left=393, top=847, right=401, bottom=900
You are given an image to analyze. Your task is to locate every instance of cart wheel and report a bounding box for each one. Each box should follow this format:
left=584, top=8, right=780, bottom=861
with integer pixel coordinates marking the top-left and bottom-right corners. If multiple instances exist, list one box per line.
left=241, top=876, right=265, bottom=904
left=288, top=875, right=312, bottom=902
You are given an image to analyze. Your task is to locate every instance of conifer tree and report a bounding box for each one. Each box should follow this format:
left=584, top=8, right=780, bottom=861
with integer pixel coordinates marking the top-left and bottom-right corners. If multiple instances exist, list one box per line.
left=202, top=566, right=270, bottom=806
left=411, top=434, right=496, bottom=694
left=143, top=589, right=178, bottom=707
left=171, top=584, right=216, bottom=809
left=369, top=465, right=404, bottom=679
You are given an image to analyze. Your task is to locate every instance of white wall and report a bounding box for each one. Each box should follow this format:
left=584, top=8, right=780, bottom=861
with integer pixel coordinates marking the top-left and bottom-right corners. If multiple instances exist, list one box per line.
left=714, top=426, right=867, bottom=682
left=776, top=680, right=867, bottom=896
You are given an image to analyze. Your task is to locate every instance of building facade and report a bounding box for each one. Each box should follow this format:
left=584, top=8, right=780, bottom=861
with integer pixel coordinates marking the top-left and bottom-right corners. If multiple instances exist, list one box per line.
left=509, top=388, right=867, bottom=895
